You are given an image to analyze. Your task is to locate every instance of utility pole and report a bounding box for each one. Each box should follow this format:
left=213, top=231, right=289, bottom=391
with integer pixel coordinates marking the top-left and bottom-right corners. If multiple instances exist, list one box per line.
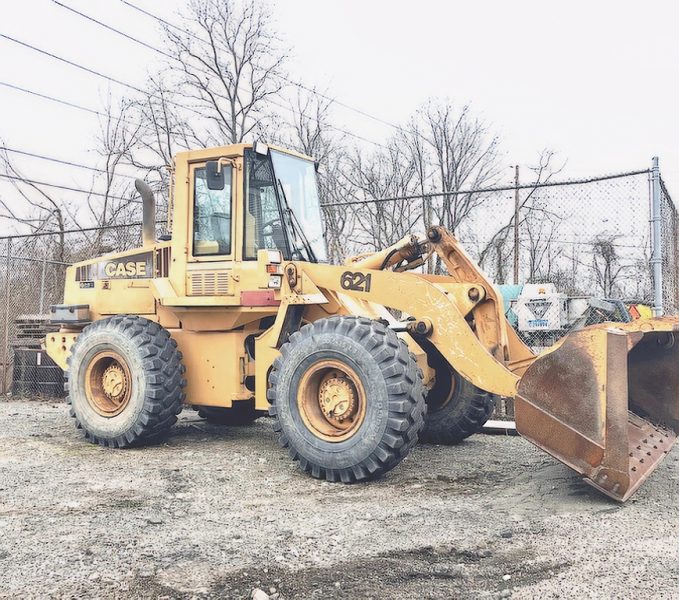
left=513, top=165, right=520, bottom=285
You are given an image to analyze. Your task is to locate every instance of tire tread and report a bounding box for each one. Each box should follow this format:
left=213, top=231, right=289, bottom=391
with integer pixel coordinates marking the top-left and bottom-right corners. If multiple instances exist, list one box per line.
left=268, top=316, right=426, bottom=483
left=66, top=315, right=185, bottom=448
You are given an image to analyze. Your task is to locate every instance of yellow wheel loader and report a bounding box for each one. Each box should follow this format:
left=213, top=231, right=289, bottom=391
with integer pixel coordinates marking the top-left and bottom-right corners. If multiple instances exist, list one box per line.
left=45, top=143, right=679, bottom=501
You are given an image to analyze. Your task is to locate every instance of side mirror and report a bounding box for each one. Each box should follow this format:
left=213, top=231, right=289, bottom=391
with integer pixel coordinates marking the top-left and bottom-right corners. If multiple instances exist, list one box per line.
left=205, top=160, right=225, bottom=191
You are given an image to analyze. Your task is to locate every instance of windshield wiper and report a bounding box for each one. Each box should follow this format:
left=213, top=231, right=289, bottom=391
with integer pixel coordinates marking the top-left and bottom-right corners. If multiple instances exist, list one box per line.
left=277, top=178, right=318, bottom=263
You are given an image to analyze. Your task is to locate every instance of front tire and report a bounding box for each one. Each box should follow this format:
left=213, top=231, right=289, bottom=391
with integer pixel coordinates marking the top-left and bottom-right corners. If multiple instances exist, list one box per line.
left=66, top=315, right=186, bottom=448
left=268, top=316, right=426, bottom=483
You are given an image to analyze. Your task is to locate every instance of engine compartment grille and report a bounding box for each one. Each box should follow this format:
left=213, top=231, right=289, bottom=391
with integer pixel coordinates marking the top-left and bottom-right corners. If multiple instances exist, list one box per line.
left=188, top=271, right=230, bottom=296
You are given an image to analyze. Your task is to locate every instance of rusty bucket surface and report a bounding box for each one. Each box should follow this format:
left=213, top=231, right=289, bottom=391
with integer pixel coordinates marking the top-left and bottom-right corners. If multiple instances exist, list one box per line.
left=515, top=320, right=679, bottom=501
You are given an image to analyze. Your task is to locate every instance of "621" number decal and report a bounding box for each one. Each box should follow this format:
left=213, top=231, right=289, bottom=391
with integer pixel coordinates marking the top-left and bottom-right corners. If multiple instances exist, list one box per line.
left=340, top=271, right=372, bottom=292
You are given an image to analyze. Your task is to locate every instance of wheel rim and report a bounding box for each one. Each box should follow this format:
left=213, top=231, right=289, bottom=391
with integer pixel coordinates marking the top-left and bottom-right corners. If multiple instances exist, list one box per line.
left=84, top=351, right=132, bottom=417
left=297, top=359, right=367, bottom=442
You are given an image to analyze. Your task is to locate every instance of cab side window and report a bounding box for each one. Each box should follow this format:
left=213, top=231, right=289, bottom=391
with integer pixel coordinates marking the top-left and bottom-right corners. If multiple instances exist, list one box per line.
left=193, top=166, right=232, bottom=256
left=243, top=150, right=290, bottom=260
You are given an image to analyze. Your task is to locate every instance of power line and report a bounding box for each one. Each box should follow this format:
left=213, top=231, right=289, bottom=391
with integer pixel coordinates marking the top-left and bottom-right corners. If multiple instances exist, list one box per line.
left=0, top=32, right=212, bottom=125
left=50, top=2, right=390, bottom=150
left=53, top=0, right=175, bottom=60
left=0, top=173, right=141, bottom=203
left=0, top=79, right=173, bottom=141
left=7, top=254, right=72, bottom=266
left=3, top=16, right=389, bottom=152
left=321, top=169, right=652, bottom=208
left=0, top=80, right=103, bottom=117
left=0, top=76, right=383, bottom=188
left=14, top=25, right=640, bottom=215
left=119, top=0, right=408, bottom=136
left=0, top=33, right=148, bottom=96
left=0, top=146, right=138, bottom=179
left=0, top=84, right=154, bottom=202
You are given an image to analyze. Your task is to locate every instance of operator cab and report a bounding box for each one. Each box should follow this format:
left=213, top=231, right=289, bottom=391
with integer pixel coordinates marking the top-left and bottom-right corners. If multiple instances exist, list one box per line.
left=191, top=142, right=327, bottom=264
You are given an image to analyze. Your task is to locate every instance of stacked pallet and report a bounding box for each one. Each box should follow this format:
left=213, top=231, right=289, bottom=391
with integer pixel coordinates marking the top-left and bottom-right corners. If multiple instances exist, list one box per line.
left=11, top=315, right=64, bottom=398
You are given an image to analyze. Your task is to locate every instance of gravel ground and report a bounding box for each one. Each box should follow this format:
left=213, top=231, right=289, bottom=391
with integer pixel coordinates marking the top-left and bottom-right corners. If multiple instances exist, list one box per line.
left=1, top=400, right=679, bottom=600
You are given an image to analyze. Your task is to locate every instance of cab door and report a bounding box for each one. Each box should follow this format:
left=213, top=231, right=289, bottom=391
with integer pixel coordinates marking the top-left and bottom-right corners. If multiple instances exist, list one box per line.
left=185, top=162, right=236, bottom=298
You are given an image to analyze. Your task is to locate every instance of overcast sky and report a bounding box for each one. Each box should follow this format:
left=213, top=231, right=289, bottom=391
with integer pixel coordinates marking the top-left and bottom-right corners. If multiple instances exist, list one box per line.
left=1, top=0, right=678, bottom=235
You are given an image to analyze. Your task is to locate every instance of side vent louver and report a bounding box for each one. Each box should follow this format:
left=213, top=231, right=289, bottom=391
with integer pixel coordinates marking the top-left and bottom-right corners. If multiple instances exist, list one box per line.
left=188, top=271, right=230, bottom=296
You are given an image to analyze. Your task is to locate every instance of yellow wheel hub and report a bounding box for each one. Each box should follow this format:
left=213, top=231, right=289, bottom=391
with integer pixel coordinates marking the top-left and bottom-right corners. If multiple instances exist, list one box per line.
left=319, top=377, right=356, bottom=422
left=297, top=360, right=367, bottom=443
left=102, top=364, right=127, bottom=401
left=84, top=351, right=132, bottom=417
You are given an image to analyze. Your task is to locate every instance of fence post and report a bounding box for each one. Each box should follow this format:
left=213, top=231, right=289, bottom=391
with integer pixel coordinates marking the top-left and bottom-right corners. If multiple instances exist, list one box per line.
left=675, top=206, right=679, bottom=313
left=513, top=165, right=520, bottom=285
left=39, top=257, right=47, bottom=314
left=2, top=238, right=11, bottom=395
left=651, top=156, right=663, bottom=317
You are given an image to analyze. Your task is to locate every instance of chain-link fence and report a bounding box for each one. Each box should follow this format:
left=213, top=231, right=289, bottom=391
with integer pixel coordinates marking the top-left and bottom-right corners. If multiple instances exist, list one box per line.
left=467, top=169, right=659, bottom=352
left=660, top=178, right=678, bottom=314
left=0, top=162, right=677, bottom=403
left=331, top=164, right=678, bottom=353
left=0, top=223, right=144, bottom=397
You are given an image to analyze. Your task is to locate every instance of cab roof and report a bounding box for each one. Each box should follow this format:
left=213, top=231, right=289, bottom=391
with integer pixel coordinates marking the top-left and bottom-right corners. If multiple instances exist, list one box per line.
left=174, top=143, right=315, bottom=164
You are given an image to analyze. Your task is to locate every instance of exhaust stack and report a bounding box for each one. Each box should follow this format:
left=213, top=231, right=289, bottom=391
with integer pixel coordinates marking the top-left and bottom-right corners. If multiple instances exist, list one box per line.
left=135, top=179, right=156, bottom=247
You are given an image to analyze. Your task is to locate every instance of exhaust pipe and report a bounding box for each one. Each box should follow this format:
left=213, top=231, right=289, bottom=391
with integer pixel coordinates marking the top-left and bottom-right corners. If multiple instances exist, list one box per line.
left=135, top=179, right=155, bottom=247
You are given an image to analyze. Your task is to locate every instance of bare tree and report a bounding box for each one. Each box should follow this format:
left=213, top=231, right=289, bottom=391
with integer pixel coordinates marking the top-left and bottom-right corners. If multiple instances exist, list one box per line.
left=413, top=100, right=502, bottom=235
left=591, top=234, right=626, bottom=297
left=523, top=207, right=561, bottom=282
left=164, top=0, right=288, bottom=145
left=0, top=145, right=68, bottom=262
left=477, top=150, right=564, bottom=283
left=391, top=99, right=503, bottom=272
left=122, top=76, right=207, bottom=235
left=313, top=99, right=502, bottom=264
left=320, top=154, right=358, bottom=263
left=284, top=89, right=358, bottom=263
left=125, top=76, right=200, bottom=175
left=629, top=238, right=653, bottom=302
left=0, top=100, right=144, bottom=313
left=286, top=89, right=334, bottom=162
left=482, top=234, right=513, bottom=285
left=400, top=120, right=431, bottom=228
left=550, top=262, right=582, bottom=296
left=81, top=98, right=145, bottom=252
left=399, top=119, right=436, bottom=270
left=0, top=97, right=145, bottom=261
left=346, top=142, right=421, bottom=252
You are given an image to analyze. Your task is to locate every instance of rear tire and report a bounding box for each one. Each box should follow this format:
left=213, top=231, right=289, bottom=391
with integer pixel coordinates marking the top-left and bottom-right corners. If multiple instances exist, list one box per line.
left=420, top=357, right=496, bottom=445
left=197, top=402, right=262, bottom=426
left=66, top=315, right=186, bottom=448
left=268, top=316, right=426, bottom=483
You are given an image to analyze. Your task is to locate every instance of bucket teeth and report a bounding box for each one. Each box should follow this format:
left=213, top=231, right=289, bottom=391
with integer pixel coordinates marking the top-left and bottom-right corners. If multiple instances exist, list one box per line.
left=588, top=414, right=677, bottom=501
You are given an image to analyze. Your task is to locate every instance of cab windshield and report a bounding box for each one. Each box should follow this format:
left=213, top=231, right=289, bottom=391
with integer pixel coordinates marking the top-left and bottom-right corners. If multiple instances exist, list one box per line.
left=243, top=148, right=327, bottom=262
